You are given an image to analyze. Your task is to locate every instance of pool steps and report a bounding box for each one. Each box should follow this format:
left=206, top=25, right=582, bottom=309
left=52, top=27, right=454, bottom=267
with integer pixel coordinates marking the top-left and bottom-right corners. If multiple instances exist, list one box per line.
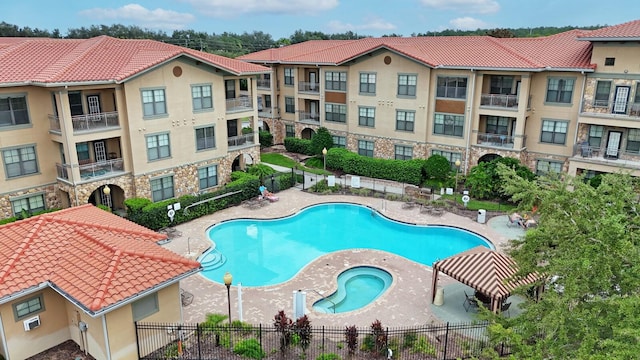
left=199, top=248, right=226, bottom=269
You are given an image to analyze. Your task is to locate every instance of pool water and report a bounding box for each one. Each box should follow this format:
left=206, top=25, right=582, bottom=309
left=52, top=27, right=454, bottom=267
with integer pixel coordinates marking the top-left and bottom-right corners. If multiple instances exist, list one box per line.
left=313, top=266, right=392, bottom=313
left=200, top=202, right=492, bottom=287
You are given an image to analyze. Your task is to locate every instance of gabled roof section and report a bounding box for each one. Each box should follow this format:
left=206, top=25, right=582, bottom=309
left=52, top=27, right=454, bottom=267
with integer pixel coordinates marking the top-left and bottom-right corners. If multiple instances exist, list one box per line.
left=239, top=29, right=597, bottom=71
left=0, top=36, right=269, bottom=86
left=0, top=205, right=201, bottom=315
left=577, top=19, right=640, bottom=41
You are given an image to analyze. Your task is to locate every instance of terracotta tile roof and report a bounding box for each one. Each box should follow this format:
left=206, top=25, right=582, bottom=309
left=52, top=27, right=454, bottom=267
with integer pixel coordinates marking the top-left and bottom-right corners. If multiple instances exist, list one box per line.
left=0, top=36, right=269, bottom=85
left=0, top=205, right=200, bottom=315
left=239, top=29, right=598, bottom=71
left=577, top=19, right=640, bottom=40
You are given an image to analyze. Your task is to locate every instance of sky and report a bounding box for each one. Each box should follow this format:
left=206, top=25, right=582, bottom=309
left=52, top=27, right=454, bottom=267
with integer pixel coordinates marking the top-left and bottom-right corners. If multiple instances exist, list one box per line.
left=4, top=0, right=640, bottom=39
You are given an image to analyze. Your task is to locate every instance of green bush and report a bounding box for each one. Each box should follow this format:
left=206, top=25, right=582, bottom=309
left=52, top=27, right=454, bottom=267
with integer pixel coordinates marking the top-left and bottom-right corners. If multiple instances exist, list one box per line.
left=424, top=155, right=452, bottom=185
left=315, top=353, right=341, bottom=360
left=322, top=148, right=423, bottom=185
left=259, top=130, right=273, bottom=148
left=242, top=127, right=253, bottom=135
left=96, top=204, right=112, bottom=212
left=284, top=137, right=314, bottom=155
left=411, top=336, right=436, bottom=356
left=310, top=127, right=333, bottom=156
left=465, top=157, right=535, bottom=200
left=233, top=338, right=265, bottom=360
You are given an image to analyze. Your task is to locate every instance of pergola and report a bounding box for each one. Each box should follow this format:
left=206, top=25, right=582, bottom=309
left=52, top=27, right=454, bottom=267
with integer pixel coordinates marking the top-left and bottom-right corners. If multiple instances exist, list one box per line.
left=431, top=246, right=541, bottom=313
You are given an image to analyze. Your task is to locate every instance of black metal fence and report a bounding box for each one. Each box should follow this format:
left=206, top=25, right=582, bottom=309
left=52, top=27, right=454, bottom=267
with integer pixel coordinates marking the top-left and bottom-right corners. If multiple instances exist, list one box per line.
left=136, top=321, right=512, bottom=360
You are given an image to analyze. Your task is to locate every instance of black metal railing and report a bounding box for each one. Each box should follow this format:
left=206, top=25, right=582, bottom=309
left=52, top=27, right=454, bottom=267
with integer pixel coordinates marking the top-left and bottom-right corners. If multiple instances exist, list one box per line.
left=136, top=321, right=512, bottom=360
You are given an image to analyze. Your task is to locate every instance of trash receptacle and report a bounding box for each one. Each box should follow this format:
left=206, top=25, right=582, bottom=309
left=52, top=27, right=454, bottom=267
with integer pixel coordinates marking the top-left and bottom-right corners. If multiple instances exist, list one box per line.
left=477, top=209, right=486, bottom=224
left=433, top=286, right=444, bottom=306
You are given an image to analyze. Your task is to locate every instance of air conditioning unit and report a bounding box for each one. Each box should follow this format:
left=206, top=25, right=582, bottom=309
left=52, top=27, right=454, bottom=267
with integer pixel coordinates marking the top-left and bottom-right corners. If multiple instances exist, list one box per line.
left=23, top=315, right=40, bottom=331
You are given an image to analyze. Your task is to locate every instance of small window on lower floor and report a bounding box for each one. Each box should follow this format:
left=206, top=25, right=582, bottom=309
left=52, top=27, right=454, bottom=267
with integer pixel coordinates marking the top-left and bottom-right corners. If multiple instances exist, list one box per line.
left=150, top=176, right=174, bottom=202
left=332, top=135, right=346, bottom=148
left=132, top=293, right=159, bottom=322
left=285, top=124, right=295, bottom=138
left=536, top=160, right=562, bottom=175
left=358, top=140, right=374, bottom=157
left=14, top=294, right=44, bottom=320
left=395, top=145, right=413, bottom=160
left=11, top=194, right=45, bottom=216
left=431, top=150, right=462, bottom=171
left=198, top=165, right=218, bottom=190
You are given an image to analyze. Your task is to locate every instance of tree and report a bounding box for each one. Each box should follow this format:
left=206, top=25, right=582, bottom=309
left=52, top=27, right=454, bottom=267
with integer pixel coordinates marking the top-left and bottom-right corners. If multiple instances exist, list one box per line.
left=465, top=157, right=535, bottom=200
left=423, top=154, right=451, bottom=186
left=484, top=168, right=640, bottom=359
left=310, top=127, right=333, bottom=156
left=486, top=28, right=515, bottom=38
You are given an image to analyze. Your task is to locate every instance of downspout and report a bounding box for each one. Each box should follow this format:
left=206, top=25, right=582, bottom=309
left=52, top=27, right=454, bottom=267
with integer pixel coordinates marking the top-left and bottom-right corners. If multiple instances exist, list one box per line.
left=102, top=315, right=112, bottom=360
left=574, top=71, right=587, bottom=145
left=464, top=69, right=477, bottom=174
left=58, top=89, right=80, bottom=206
left=0, top=313, right=10, bottom=360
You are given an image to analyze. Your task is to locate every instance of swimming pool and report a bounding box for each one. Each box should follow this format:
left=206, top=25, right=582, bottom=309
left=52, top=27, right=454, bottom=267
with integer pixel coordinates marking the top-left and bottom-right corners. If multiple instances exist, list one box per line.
left=313, top=266, right=393, bottom=313
left=200, top=202, right=492, bottom=287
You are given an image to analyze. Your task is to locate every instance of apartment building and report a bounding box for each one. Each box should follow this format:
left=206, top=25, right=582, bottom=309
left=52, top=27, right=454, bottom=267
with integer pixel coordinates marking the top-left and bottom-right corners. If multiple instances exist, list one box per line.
left=240, top=19, right=640, bottom=180
left=0, top=36, right=268, bottom=218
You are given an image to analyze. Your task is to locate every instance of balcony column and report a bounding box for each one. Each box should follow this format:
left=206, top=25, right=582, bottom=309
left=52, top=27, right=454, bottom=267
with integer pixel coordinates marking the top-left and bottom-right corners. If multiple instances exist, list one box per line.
left=114, top=86, right=132, bottom=175
left=56, top=90, right=81, bottom=184
left=512, top=74, right=531, bottom=149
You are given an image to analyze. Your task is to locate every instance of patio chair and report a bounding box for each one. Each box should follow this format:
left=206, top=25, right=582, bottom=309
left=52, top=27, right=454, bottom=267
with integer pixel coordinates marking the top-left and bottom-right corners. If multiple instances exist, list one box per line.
left=501, top=302, right=512, bottom=317
left=463, top=291, right=478, bottom=312
left=507, top=213, right=523, bottom=228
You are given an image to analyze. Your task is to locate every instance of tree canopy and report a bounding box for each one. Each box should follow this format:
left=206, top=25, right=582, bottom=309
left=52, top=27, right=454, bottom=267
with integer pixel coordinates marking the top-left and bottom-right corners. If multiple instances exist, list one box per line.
left=485, top=168, right=640, bottom=359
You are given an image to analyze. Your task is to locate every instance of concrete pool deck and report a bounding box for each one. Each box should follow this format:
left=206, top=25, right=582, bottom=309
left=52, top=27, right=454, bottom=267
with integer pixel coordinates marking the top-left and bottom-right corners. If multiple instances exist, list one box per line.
left=163, top=189, right=525, bottom=327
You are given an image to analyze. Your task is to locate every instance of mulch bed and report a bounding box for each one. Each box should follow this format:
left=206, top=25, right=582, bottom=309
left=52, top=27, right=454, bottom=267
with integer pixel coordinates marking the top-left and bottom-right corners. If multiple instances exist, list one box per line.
left=26, top=340, right=96, bottom=360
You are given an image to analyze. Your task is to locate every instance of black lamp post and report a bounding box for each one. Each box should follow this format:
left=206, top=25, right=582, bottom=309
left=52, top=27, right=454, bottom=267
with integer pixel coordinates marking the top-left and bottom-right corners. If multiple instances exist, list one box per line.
left=455, top=159, right=461, bottom=192
left=223, top=272, right=233, bottom=324
left=270, top=174, right=275, bottom=192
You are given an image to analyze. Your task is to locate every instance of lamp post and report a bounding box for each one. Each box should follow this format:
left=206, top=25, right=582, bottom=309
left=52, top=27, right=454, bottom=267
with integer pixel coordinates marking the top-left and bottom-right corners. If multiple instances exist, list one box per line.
left=454, top=160, right=461, bottom=192
left=270, top=174, right=275, bottom=192
left=223, top=272, right=233, bottom=324
left=103, top=185, right=111, bottom=195
left=322, top=147, right=327, bottom=171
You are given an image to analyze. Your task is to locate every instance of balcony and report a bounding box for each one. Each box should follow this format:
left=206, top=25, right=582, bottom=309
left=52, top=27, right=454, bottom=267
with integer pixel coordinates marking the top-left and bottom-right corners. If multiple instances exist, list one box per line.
left=298, top=81, right=320, bottom=94
left=226, top=97, right=253, bottom=113
left=580, top=99, right=640, bottom=118
left=227, top=133, right=256, bottom=148
left=56, top=158, right=125, bottom=182
left=480, top=94, right=519, bottom=109
left=258, top=107, right=279, bottom=118
left=476, top=132, right=518, bottom=149
left=297, top=111, right=320, bottom=124
left=257, top=79, right=271, bottom=90
left=49, top=112, right=120, bottom=133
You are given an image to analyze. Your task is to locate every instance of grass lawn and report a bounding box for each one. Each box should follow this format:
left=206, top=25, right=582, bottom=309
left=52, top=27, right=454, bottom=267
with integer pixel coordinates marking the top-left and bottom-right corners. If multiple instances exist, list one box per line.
left=260, top=153, right=330, bottom=175
left=442, top=194, right=517, bottom=212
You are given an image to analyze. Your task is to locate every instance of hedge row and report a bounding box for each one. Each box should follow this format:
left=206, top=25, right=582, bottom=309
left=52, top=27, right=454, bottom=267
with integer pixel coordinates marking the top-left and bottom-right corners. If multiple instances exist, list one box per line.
left=284, top=137, right=315, bottom=156
left=325, top=148, right=424, bottom=185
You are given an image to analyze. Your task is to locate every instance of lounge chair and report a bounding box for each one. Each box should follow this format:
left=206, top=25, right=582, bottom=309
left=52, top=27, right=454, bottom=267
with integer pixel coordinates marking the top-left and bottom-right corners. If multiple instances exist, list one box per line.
left=507, top=213, right=523, bottom=228
left=463, top=291, right=478, bottom=312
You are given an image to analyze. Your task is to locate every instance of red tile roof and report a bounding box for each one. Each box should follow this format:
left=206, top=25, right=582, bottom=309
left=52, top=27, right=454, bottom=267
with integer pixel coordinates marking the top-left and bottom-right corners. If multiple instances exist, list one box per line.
left=239, top=29, right=598, bottom=71
left=0, top=36, right=269, bottom=85
left=577, top=19, right=640, bottom=41
left=0, top=205, right=200, bottom=315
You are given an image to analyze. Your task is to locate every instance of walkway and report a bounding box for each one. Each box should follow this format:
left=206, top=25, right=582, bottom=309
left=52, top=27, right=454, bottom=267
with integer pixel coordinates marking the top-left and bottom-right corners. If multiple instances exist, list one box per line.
left=163, top=189, right=524, bottom=327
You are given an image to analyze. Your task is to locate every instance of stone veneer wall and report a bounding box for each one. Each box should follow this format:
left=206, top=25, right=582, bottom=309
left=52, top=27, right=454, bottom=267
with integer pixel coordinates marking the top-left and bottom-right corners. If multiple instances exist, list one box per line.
left=260, top=117, right=286, bottom=145
left=0, top=183, right=59, bottom=219
left=56, top=175, right=136, bottom=207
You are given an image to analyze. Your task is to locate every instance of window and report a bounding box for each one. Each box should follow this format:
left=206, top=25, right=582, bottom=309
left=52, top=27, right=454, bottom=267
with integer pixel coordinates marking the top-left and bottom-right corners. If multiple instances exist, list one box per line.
left=536, top=160, right=562, bottom=175
left=325, top=72, right=347, bottom=91
left=285, top=124, right=295, bottom=138
left=198, top=165, right=218, bottom=190
left=150, top=176, right=174, bottom=202
left=437, top=77, right=467, bottom=99
left=594, top=81, right=611, bottom=106
left=604, top=57, right=615, bottom=66
left=431, top=150, right=462, bottom=170
left=225, top=80, right=236, bottom=99
left=397, top=74, right=417, bottom=97
left=325, top=103, right=346, bottom=123
left=3, top=146, right=38, bottom=178
left=146, top=133, right=171, bottom=161
left=0, top=95, right=29, bottom=127
left=434, top=113, right=464, bottom=137
left=142, top=89, right=166, bottom=116
left=192, top=85, right=213, bottom=111
left=284, top=68, right=294, bottom=86
left=195, top=126, right=215, bottom=151
left=332, top=135, right=346, bottom=148
left=486, top=116, right=509, bottom=135
left=239, top=79, right=248, bottom=91
left=358, top=140, right=374, bottom=157
left=13, top=295, right=44, bottom=320
left=545, top=78, right=575, bottom=104
left=588, top=125, right=604, bottom=148
left=264, top=95, right=271, bottom=108
left=285, top=97, right=295, bottom=113
left=68, top=91, right=83, bottom=116
left=540, top=120, right=568, bottom=144
left=360, top=73, right=376, bottom=94
left=396, top=110, right=415, bottom=132
left=490, top=76, right=513, bottom=94
left=626, top=129, right=640, bottom=154
left=395, top=145, right=413, bottom=160
left=635, top=83, right=640, bottom=103
left=76, top=142, right=90, bottom=161
left=11, top=194, right=45, bottom=216
left=358, top=107, right=375, bottom=127
left=132, top=293, right=159, bottom=321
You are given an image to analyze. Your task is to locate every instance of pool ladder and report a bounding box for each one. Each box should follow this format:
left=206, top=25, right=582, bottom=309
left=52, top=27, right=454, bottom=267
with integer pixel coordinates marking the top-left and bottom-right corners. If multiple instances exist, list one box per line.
left=312, top=289, right=337, bottom=313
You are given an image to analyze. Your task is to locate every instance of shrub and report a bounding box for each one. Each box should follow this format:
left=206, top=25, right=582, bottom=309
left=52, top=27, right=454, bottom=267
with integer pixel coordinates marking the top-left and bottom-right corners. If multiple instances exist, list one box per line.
left=424, top=154, right=453, bottom=187
left=273, top=310, right=293, bottom=353
left=233, top=338, right=265, bottom=360
left=96, top=204, right=112, bottom=212
left=247, top=163, right=275, bottom=181
left=402, top=331, right=418, bottom=349
left=315, top=353, right=341, bottom=360
left=293, top=315, right=312, bottom=353
left=465, top=157, right=535, bottom=200
left=370, top=320, right=387, bottom=355
left=344, top=325, right=358, bottom=355
left=259, top=130, right=273, bottom=148
left=284, top=137, right=314, bottom=155
left=242, top=127, right=253, bottom=135
left=410, top=336, right=436, bottom=356
left=310, top=127, right=333, bottom=156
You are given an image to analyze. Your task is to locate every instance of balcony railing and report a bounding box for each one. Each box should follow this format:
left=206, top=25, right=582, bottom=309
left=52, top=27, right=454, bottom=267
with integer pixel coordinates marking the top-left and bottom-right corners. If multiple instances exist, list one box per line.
left=476, top=132, right=516, bottom=149
left=226, top=97, right=253, bottom=113
left=257, top=79, right=271, bottom=90
left=227, top=133, right=255, bottom=148
left=480, top=94, right=519, bottom=109
left=49, top=111, right=120, bottom=133
left=56, top=158, right=125, bottom=181
left=297, top=111, right=320, bottom=124
left=298, top=81, right=320, bottom=94
left=258, top=107, right=279, bottom=118
left=581, top=99, right=640, bottom=118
